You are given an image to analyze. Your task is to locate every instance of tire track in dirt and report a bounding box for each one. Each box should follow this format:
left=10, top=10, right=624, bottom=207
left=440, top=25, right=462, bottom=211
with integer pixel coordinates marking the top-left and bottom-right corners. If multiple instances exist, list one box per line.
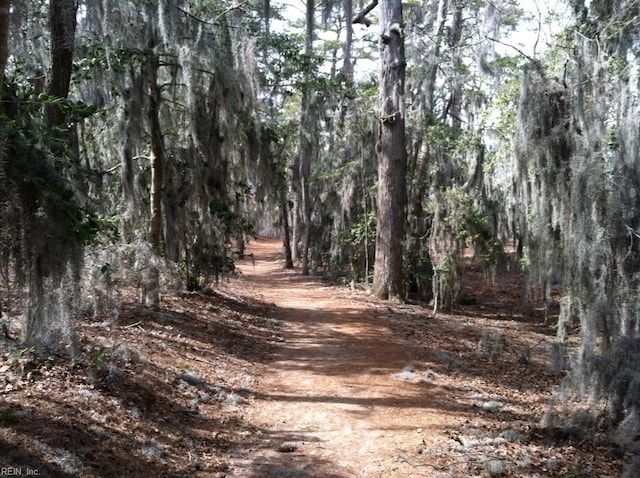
left=228, top=238, right=458, bottom=477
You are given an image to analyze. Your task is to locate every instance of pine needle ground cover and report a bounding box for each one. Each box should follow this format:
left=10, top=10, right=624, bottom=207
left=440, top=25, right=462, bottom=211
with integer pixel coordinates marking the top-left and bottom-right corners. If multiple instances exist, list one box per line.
left=0, top=239, right=626, bottom=477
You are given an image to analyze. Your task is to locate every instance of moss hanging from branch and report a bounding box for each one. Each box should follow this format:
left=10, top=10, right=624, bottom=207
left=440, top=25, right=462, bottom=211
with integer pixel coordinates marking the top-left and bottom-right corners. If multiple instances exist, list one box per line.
left=71, top=1, right=263, bottom=291
left=512, top=35, right=640, bottom=433
left=0, top=98, right=96, bottom=354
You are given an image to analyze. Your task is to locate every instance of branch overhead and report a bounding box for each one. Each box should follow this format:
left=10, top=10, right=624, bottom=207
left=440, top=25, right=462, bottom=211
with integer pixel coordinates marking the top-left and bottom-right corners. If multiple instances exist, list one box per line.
left=352, top=0, right=378, bottom=26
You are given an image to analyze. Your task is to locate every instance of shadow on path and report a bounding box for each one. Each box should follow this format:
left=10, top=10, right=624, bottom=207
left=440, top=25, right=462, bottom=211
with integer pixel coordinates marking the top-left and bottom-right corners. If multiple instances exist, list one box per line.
left=228, top=238, right=479, bottom=476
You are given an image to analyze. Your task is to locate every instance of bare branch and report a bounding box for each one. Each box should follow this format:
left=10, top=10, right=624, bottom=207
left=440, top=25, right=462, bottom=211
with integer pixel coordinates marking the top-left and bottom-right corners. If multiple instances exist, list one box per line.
left=100, top=163, right=122, bottom=175
left=166, top=0, right=249, bottom=26
left=167, top=1, right=215, bottom=25
left=485, top=35, right=536, bottom=63
left=352, top=0, right=378, bottom=26
left=532, top=0, right=542, bottom=58
left=213, top=0, right=250, bottom=24
left=159, top=82, right=186, bottom=89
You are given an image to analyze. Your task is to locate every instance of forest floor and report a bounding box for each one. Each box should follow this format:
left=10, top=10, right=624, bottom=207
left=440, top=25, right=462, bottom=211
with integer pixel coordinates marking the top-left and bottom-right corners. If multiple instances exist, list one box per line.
left=0, top=237, right=627, bottom=477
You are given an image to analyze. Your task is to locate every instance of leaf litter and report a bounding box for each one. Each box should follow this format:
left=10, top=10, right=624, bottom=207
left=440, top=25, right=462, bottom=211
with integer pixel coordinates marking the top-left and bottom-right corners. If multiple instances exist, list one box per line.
left=0, top=238, right=627, bottom=477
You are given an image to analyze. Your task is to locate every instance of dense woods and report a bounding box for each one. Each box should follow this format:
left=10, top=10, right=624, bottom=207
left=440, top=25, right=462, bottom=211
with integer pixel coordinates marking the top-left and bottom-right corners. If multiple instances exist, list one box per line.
left=1, top=0, right=639, bottom=460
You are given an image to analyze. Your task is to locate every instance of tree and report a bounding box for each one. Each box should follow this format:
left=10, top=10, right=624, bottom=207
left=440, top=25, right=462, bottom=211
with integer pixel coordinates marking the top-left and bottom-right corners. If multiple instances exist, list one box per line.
left=355, top=0, right=407, bottom=301
left=45, top=0, right=77, bottom=127
left=146, top=49, right=164, bottom=254
left=508, top=1, right=640, bottom=437
left=342, top=0, right=354, bottom=80
left=294, top=0, right=317, bottom=276
left=70, top=1, right=263, bottom=291
left=26, top=0, right=82, bottom=351
left=0, top=0, right=90, bottom=353
left=0, top=0, right=9, bottom=92
left=399, top=0, right=523, bottom=308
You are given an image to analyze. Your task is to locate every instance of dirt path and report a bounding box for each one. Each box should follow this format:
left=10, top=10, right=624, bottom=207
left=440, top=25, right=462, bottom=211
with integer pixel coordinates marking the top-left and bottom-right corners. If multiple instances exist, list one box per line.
left=0, top=239, right=620, bottom=478
left=220, top=238, right=623, bottom=478
left=228, top=238, right=459, bottom=477
left=0, top=237, right=623, bottom=476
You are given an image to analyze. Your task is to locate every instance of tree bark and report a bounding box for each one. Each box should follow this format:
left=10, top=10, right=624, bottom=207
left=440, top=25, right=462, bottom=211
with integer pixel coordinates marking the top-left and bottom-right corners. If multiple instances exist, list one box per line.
left=262, top=0, right=271, bottom=68
left=0, top=0, right=9, bottom=93
left=144, top=51, right=164, bottom=254
left=45, top=0, right=77, bottom=127
left=445, top=0, right=463, bottom=133
left=352, top=0, right=378, bottom=26
left=281, top=196, right=294, bottom=269
left=430, top=0, right=467, bottom=311
left=342, top=0, right=354, bottom=80
left=296, top=0, right=315, bottom=276
left=406, top=0, right=448, bottom=297
left=24, top=0, right=81, bottom=354
left=372, top=0, right=407, bottom=301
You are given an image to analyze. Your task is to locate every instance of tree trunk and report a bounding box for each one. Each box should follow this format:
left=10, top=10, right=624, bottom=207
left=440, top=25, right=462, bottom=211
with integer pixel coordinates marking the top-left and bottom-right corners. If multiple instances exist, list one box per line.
left=25, top=0, right=80, bottom=353
left=296, top=0, right=315, bottom=275
left=291, top=198, right=300, bottom=263
left=281, top=196, right=294, bottom=269
left=119, top=71, right=144, bottom=242
left=301, top=220, right=311, bottom=275
left=446, top=0, right=463, bottom=133
left=342, top=0, right=354, bottom=80
left=262, top=0, right=271, bottom=77
left=147, top=52, right=164, bottom=254
left=430, top=0, right=466, bottom=311
left=45, top=0, right=77, bottom=127
left=0, top=0, right=10, bottom=92
left=144, top=51, right=163, bottom=307
left=372, top=0, right=407, bottom=301
left=406, top=0, right=447, bottom=298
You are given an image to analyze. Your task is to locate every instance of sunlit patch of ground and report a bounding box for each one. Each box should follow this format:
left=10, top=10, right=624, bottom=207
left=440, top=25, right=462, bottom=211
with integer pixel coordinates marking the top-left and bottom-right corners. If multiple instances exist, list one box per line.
left=0, top=238, right=626, bottom=477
